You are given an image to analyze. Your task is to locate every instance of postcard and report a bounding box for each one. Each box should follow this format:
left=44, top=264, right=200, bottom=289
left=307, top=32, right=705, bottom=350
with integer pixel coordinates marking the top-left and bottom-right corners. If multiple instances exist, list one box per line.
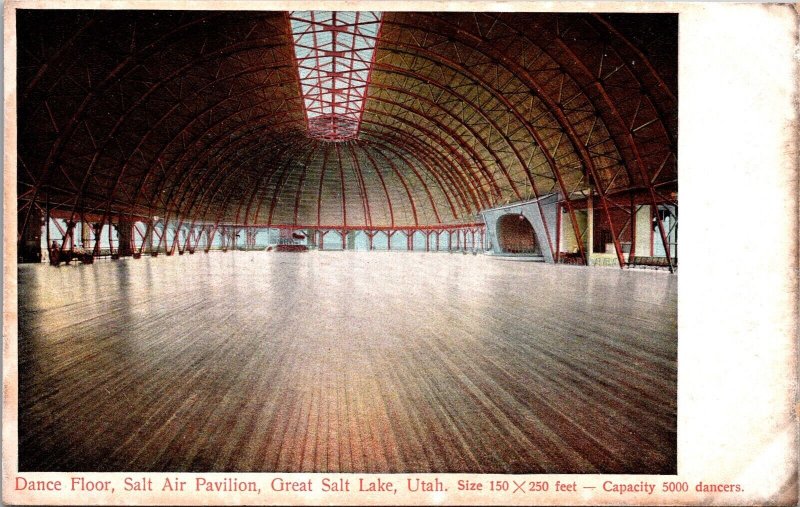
left=3, top=1, right=797, bottom=505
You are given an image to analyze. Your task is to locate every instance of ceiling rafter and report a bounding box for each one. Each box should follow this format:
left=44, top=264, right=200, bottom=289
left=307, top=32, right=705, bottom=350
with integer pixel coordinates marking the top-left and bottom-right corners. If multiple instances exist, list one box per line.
left=17, top=10, right=677, bottom=232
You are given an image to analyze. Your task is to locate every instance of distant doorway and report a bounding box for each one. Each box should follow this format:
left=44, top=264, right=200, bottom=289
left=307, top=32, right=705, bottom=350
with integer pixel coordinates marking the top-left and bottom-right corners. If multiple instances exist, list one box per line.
left=497, top=214, right=540, bottom=254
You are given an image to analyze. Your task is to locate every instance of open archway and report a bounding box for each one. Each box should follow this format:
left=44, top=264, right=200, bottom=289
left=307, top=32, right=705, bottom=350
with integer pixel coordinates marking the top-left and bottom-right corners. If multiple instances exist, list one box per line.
left=497, top=214, right=541, bottom=255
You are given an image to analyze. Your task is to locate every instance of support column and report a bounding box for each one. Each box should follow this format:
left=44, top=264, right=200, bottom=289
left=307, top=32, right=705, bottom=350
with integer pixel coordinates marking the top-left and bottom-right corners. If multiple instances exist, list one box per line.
left=143, top=220, right=153, bottom=255
left=204, top=227, right=213, bottom=253
left=116, top=219, right=134, bottom=257
left=218, top=227, right=226, bottom=252
left=79, top=220, right=90, bottom=250
left=187, top=227, right=197, bottom=254
left=630, top=196, right=636, bottom=259
left=247, top=228, right=257, bottom=250
left=586, top=189, right=594, bottom=261
left=18, top=206, right=43, bottom=263
left=178, top=226, right=188, bottom=254
left=92, top=222, right=103, bottom=256
left=62, top=220, right=77, bottom=257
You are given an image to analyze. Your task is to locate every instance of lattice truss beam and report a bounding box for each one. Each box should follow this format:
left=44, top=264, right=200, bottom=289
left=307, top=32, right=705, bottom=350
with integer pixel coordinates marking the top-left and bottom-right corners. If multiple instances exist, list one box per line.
left=289, top=11, right=382, bottom=141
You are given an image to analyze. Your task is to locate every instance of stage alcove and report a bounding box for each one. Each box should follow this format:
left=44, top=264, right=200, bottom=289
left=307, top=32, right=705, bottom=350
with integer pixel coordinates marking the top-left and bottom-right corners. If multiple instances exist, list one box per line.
left=496, top=214, right=541, bottom=255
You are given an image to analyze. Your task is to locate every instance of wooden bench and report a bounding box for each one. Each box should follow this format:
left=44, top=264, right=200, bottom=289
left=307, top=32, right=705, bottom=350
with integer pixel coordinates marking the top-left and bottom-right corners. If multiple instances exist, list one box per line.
left=558, top=252, right=584, bottom=265
left=628, top=256, right=676, bottom=270
left=275, top=244, right=308, bottom=252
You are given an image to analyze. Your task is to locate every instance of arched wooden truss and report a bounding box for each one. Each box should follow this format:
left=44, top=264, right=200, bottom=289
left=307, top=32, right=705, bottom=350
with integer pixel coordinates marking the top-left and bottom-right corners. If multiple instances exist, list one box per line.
left=17, top=11, right=677, bottom=269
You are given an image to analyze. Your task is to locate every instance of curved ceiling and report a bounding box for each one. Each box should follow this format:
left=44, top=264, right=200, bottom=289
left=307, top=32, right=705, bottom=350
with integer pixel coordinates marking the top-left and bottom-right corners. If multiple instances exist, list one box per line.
left=17, top=10, right=677, bottom=230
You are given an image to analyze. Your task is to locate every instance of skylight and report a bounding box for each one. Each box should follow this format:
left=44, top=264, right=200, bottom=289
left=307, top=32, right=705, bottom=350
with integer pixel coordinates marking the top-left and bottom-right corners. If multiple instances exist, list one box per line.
left=289, top=11, right=382, bottom=142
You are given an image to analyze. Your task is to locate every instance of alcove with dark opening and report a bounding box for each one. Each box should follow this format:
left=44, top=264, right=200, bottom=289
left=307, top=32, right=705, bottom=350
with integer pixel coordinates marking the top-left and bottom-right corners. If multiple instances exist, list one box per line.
left=497, top=214, right=541, bottom=254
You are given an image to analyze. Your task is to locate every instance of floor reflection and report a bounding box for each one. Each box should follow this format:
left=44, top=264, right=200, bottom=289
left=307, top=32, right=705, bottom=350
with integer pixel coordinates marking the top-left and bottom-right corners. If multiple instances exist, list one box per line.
left=18, top=252, right=677, bottom=473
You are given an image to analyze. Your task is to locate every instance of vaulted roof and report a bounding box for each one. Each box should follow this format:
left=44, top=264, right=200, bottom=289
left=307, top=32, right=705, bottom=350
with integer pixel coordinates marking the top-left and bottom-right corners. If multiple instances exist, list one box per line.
left=17, top=10, right=677, bottom=229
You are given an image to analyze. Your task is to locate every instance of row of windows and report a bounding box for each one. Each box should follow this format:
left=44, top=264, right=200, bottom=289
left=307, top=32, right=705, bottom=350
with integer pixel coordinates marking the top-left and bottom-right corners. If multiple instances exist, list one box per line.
left=40, top=221, right=485, bottom=253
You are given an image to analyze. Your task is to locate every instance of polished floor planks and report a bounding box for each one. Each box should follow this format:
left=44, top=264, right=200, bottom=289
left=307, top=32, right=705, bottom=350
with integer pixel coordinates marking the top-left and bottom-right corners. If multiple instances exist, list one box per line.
left=17, top=251, right=677, bottom=473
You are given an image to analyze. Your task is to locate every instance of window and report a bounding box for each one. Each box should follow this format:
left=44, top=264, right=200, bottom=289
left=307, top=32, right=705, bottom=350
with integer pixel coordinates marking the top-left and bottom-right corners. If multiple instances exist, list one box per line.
left=289, top=11, right=382, bottom=141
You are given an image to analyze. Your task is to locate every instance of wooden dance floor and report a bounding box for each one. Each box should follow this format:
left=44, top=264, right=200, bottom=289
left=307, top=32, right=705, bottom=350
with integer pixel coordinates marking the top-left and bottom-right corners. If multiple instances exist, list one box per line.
left=17, top=252, right=677, bottom=473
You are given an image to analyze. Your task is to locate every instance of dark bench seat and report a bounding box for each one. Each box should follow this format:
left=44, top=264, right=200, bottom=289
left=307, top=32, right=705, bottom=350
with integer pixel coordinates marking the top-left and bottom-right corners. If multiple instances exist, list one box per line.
left=628, top=256, right=676, bottom=269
